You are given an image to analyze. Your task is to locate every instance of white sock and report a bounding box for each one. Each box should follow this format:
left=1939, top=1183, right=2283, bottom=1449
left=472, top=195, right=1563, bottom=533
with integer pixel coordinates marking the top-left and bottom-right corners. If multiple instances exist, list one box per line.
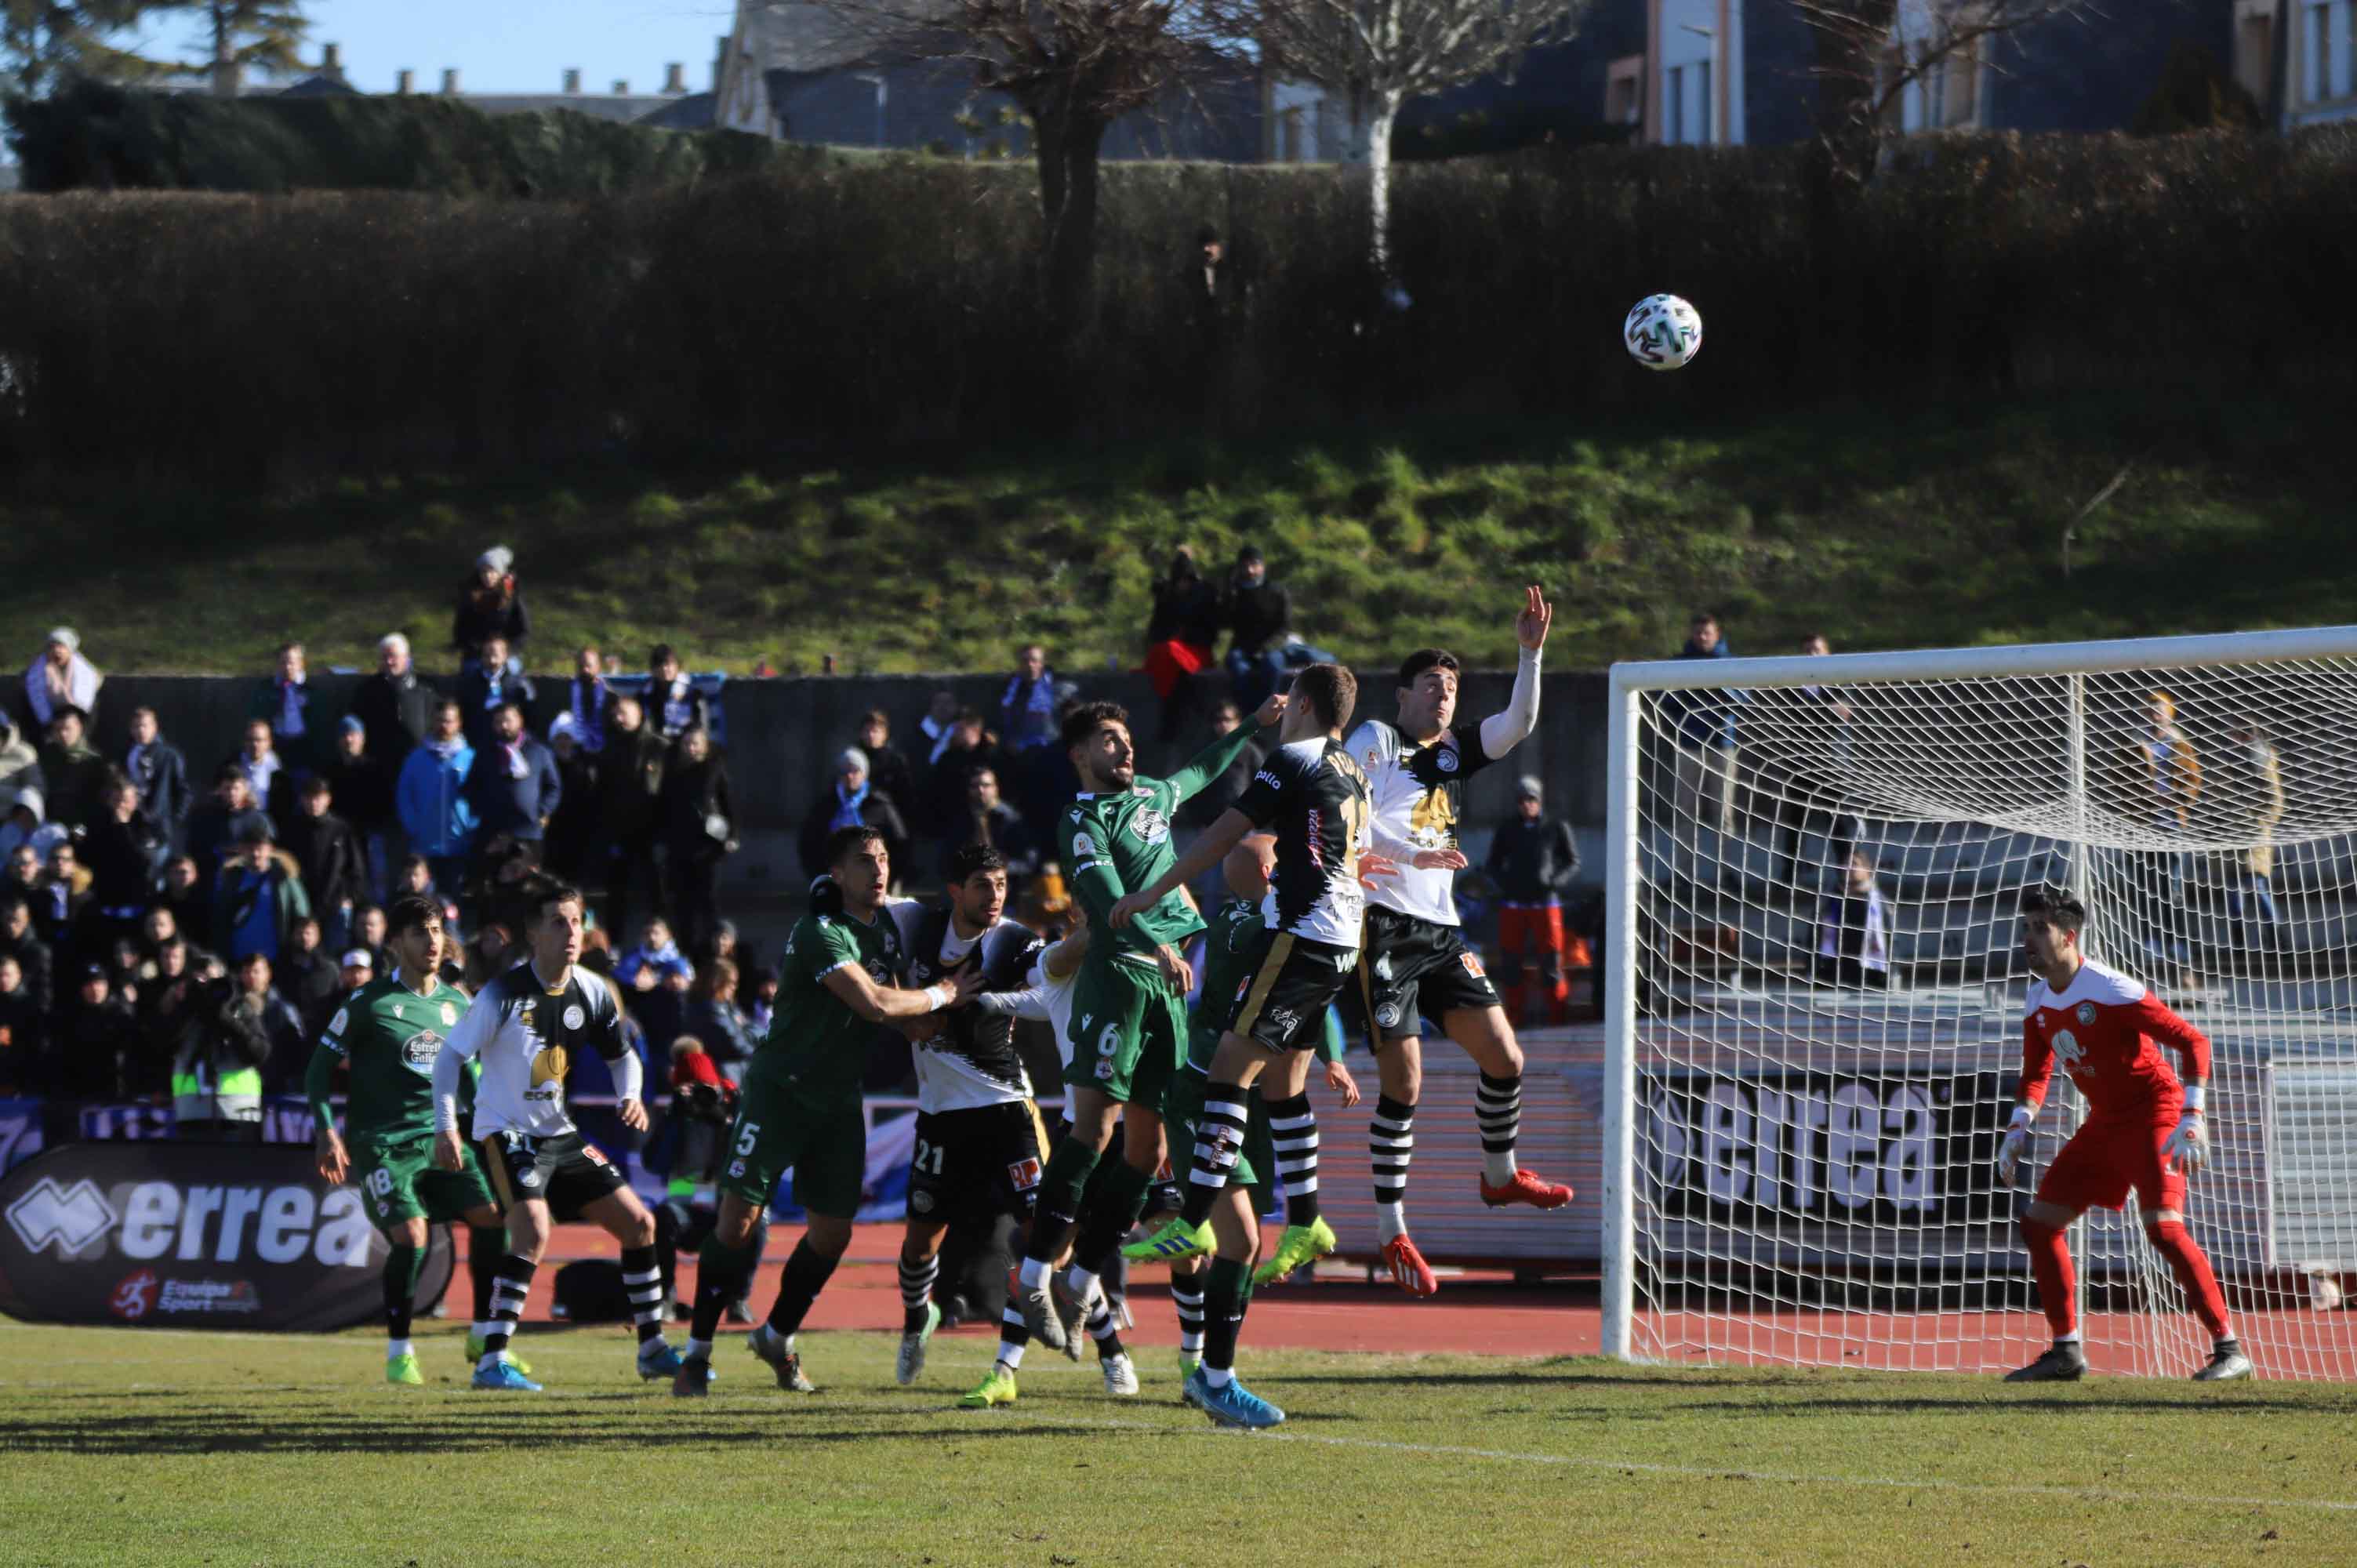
left=387, top=1338, right=413, bottom=1359
left=1063, top=1264, right=1099, bottom=1303
left=997, top=1348, right=1025, bottom=1373
left=471, top=1320, right=496, bottom=1340
left=1375, top=1201, right=1407, bottom=1244
left=686, top=1338, right=713, bottom=1361
left=2055, top=1331, right=2082, bottom=1346
left=477, top=1352, right=505, bottom=1371
left=1018, top=1257, right=1050, bottom=1290
left=1482, top=1149, right=1517, bottom=1187
left=1205, top=1366, right=1233, bottom=1388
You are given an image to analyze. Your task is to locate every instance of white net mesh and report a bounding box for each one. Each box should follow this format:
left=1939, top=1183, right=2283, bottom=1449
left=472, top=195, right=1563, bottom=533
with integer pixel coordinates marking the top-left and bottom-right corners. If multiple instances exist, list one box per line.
left=1620, top=641, right=2357, bottom=1378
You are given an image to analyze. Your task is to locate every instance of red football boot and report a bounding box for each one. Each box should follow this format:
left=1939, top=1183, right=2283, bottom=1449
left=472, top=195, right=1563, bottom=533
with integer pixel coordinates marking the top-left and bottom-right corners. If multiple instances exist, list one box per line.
left=1480, top=1169, right=1574, bottom=1210
left=1381, top=1234, right=1439, bottom=1298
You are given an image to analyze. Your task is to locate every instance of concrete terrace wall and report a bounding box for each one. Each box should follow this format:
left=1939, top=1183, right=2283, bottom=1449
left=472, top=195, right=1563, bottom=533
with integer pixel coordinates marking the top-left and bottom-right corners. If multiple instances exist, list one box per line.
left=76, top=668, right=1615, bottom=894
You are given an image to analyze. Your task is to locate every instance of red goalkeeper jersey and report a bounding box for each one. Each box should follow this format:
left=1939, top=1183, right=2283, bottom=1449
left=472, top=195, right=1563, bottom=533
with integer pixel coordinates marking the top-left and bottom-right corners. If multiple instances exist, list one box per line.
left=2021, top=956, right=2210, bottom=1121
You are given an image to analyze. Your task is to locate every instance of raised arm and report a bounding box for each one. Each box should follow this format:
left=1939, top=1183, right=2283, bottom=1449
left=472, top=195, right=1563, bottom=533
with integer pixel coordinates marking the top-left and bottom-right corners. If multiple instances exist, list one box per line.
left=1164, top=691, right=1284, bottom=802
left=1476, top=586, right=1550, bottom=760
left=1112, top=808, right=1258, bottom=926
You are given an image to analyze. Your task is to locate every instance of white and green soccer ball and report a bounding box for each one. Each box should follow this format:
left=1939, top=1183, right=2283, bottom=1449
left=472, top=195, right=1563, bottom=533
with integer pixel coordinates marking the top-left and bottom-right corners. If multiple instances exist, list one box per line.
left=1624, top=293, right=1703, bottom=371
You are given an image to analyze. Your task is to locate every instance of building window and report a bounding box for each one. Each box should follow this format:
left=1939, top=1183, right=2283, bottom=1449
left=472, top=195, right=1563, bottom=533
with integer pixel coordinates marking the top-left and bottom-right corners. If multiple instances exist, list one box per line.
left=2236, top=9, right=2273, bottom=103
left=1665, top=63, right=1684, bottom=143
left=1944, top=45, right=1980, bottom=127
left=1694, top=60, right=1713, bottom=142
left=1606, top=54, right=1643, bottom=127
left=2312, top=2, right=2333, bottom=101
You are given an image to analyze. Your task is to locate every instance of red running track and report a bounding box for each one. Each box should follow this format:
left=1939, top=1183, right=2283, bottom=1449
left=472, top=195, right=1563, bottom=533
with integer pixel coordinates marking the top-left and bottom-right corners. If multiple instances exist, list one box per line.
left=467, top=1225, right=2357, bottom=1374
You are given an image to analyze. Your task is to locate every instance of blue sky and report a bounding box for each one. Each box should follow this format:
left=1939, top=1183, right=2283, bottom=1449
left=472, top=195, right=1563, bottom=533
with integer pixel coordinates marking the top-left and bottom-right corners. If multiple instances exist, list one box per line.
left=135, top=0, right=741, bottom=96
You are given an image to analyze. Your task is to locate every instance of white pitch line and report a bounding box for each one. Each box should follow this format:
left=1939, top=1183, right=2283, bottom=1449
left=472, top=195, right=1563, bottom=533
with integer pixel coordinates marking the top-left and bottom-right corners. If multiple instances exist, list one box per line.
left=1020, top=1414, right=2357, bottom=1515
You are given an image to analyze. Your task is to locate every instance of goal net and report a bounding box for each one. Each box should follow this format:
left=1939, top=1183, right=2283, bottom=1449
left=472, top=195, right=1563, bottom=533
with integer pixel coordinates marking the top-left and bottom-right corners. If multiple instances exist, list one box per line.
left=1600, top=627, right=2357, bottom=1379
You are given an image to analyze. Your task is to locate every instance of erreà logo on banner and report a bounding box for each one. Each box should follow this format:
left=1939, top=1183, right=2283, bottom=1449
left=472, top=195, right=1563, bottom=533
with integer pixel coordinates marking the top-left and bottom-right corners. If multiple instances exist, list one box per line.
left=0, top=1144, right=441, bottom=1334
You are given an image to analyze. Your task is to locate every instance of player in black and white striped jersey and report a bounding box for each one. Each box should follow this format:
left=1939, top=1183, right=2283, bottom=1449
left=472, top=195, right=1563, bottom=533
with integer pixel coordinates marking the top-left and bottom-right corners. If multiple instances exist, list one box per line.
left=431, top=880, right=685, bottom=1390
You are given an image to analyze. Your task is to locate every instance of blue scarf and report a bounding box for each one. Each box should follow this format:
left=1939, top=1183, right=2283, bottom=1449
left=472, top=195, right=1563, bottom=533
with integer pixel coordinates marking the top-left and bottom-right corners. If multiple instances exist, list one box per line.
left=828, top=779, right=870, bottom=832
left=569, top=677, right=608, bottom=753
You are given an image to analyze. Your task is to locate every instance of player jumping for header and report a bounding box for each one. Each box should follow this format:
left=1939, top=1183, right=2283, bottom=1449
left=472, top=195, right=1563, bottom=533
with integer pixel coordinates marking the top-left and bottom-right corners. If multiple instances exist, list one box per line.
left=1999, top=885, right=2250, bottom=1383
left=1326, top=585, right=1573, bottom=1297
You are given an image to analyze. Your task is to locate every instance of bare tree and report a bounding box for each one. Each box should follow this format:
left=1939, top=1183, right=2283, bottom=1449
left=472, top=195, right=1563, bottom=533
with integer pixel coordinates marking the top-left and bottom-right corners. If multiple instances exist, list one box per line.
left=1795, top=0, right=2097, bottom=194
left=1211, top=0, right=1591, bottom=274
left=820, top=0, right=1230, bottom=322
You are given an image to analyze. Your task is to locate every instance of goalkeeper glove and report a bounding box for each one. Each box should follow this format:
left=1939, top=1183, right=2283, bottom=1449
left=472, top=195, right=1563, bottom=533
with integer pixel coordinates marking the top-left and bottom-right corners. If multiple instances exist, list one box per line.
left=1996, top=1109, right=2033, bottom=1187
left=2163, top=1111, right=2209, bottom=1176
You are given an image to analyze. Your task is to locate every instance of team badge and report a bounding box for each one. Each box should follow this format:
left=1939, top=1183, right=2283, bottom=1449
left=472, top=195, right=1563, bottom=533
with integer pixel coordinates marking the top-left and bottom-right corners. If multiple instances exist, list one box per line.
left=1375, top=1003, right=1402, bottom=1029
left=910, top=1189, right=935, bottom=1213
left=441, top=1003, right=459, bottom=1026
left=1071, top=832, right=1098, bottom=858
left=328, top=1007, right=349, bottom=1036
left=1095, top=1060, right=1116, bottom=1080
left=1437, top=747, right=1459, bottom=774
left=563, top=1004, right=586, bottom=1031
left=1130, top=808, right=1171, bottom=846
left=521, top=1167, right=542, bottom=1188
left=2076, top=1003, right=2098, bottom=1025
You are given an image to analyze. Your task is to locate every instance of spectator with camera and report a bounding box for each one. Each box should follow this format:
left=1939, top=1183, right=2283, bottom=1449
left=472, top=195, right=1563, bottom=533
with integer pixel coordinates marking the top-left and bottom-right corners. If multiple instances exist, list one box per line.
left=173, top=950, right=300, bottom=1141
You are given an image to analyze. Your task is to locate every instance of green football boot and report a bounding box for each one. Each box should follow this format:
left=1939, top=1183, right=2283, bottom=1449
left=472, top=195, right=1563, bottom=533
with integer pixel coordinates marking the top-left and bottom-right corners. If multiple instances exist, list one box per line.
left=386, top=1352, right=423, bottom=1386
left=1251, top=1217, right=1338, bottom=1286
left=958, top=1362, right=1019, bottom=1409
left=1122, top=1216, right=1215, bottom=1265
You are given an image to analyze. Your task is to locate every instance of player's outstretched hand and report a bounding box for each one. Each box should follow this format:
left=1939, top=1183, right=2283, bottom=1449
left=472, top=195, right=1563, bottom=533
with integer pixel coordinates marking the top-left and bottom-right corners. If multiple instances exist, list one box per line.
left=617, top=1098, right=650, bottom=1133
left=1324, top=1058, right=1362, bottom=1108
left=2163, top=1110, right=2209, bottom=1176
left=315, top=1127, right=349, bottom=1185
left=1410, top=847, right=1469, bottom=872
left=432, top=1128, right=466, bottom=1174
left=1515, top=583, right=1553, bottom=652
left=946, top=967, right=986, bottom=1008
left=1357, top=852, right=1401, bottom=887
left=1252, top=690, right=1289, bottom=729
left=1109, top=891, right=1152, bottom=928
left=1996, top=1123, right=2029, bottom=1188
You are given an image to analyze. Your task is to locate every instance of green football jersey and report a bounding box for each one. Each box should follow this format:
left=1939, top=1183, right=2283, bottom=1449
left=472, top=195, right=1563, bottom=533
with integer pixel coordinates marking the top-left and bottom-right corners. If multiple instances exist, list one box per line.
left=756, top=906, right=906, bottom=1100
left=1063, top=715, right=1266, bottom=967
left=318, top=975, right=475, bottom=1146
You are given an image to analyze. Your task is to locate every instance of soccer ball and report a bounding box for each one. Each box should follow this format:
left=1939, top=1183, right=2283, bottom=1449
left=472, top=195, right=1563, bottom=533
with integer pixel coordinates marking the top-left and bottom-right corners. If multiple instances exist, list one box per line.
left=1624, top=294, right=1703, bottom=372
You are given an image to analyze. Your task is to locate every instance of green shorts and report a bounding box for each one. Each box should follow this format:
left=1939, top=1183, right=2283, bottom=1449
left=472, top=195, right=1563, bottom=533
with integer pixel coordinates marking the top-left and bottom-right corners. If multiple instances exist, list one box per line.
left=355, top=1134, right=498, bottom=1229
left=718, top=1062, right=866, bottom=1219
left=1164, top=1045, right=1272, bottom=1195
left=1064, top=955, right=1188, bottom=1112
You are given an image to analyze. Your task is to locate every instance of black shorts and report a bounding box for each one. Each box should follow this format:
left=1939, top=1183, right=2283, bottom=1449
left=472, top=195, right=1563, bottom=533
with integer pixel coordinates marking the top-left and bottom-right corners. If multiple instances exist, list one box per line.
left=479, top=1128, right=629, bottom=1218
left=1224, top=930, right=1360, bottom=1054
left=906, top=1102, right=1049, bottom=1224
left=1342, top=906, right=1502, bottom=1046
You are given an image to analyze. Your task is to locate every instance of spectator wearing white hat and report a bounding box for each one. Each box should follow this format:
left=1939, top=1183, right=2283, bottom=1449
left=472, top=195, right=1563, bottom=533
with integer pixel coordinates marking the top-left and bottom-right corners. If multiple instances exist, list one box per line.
left=453, top=544, right=529, bottom=664
left=24, top=628, right=102, bottom=731
left=0, top=714, right=42, bottom=804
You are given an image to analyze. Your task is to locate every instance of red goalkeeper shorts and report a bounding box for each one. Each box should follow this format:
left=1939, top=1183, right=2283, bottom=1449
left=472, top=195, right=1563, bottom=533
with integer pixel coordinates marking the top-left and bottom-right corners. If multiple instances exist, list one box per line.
left=2034, top=1112, right=2185, bottom=1215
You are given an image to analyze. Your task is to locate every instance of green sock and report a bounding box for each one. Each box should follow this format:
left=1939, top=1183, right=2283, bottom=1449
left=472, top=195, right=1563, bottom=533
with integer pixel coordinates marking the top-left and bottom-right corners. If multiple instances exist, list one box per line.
left=1073, top=1160, right=1155, bottom=1268
left=1025, top=1136, right=1102, bottom=1265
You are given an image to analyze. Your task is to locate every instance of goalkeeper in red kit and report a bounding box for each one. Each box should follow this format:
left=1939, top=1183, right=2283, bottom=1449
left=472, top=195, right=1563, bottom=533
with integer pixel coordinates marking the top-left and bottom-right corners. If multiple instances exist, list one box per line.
left=1998, top=886, right=2251, bottom=1382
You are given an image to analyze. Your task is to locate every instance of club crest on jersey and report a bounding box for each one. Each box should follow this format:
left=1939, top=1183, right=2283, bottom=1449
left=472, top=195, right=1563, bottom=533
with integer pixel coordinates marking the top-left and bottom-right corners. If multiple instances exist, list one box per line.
left=1436, top=746, right=1458, bottom=774
left=2076, top=1002, right=2098, bottom=1025
left=1129, top=808, right=1171, bottom=846
left=441, top=1003, right=459, bottom=1026
left=1071, top=832, right=1098, bottom=858
left=910, top=1188, right=934, bottom=1213
left=1375, top=1003, right=1402, bottom=1029
left=399, top=1029, right=445, bottom=1075
left=328, top=1007, right=349, bottom=1036
left=563, top=1004, right=586, bottom=1031
left=866, top=961, right=892, bottom=985
left=2052, top=1029, right=2083, bottom=1067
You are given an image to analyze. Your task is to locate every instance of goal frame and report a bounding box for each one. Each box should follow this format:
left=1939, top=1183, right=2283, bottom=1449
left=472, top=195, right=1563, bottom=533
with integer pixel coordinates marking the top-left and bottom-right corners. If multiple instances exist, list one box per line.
left=1600, top=623, right=2357, bottom=1363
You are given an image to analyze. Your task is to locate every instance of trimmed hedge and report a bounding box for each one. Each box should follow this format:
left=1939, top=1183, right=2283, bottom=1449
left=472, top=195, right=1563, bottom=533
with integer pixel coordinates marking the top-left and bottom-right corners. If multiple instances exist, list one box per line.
left=0, top=124, right=2353, bottom=482
left=3, top=78, right=781, bottom=197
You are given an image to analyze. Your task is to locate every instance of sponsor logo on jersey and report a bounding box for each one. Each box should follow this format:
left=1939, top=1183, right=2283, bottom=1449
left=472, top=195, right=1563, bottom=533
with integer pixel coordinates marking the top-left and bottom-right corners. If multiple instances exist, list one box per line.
left=563, top=1004, right=587, bottom=1031
left=399, top=1029, right=445, bottom=1075
left=1263, top=1007, right=1299, bottom=1038
left=530, top=1046, right=570, bottom=1087
left=1007, top=1157, right=1042, bottom=1191
left=1253, top=769, right=1282, bottom=789
left=110, top=1269, right=158, bottom=1321
left=2076, top=1002, right=2098, bottom=1025
left=1460, top=952, right=1487, bottom=979
left=2053, top=1029, right=2083, bottom=1067
left=1130, top=808, right=1171, bottom=846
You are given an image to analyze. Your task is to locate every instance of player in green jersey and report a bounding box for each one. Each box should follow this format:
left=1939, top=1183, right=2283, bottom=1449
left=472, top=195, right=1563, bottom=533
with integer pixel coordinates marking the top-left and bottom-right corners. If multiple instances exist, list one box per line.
left=307, top=893, right=507, bottom=1386
left=1163, top=834, right=1359, bottom=1396
left=674, top=826, right=982, bottom=1397
left=961, top=688, right=1283, bottom=1410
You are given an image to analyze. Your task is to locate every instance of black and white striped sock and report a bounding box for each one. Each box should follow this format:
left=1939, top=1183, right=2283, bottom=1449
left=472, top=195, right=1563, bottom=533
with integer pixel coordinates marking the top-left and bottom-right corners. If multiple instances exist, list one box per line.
left=996, top=1303, right=1030, bottom=1371
left=1171, top=1276, right=1206, bottom=1354
left=481, top=1254, right=535, bottom=1363
left=1476, top=1071, right=1522, bottom=1187
left=899, top=1254, right=939, bottom=1335
left=1084, top=1294, right=1125, bottom=1359
left=621, top=1245, right=664, bottom=1346
left=1178, top=1083, right=1248, bottom=1228
left=1371, top=1094, right=1415, bottom=1241
left=1266, top=1091, right=1321, bottom=1227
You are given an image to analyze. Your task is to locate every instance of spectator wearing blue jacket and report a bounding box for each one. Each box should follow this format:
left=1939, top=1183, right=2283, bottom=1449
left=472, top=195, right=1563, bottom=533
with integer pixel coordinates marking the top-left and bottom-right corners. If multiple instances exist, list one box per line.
left=998, top=643, right=1060, bottom=753
left=617, top=915, right=695, bottom=1054
left=1664, top=613, right=1741, bottom=838
left=463, top=702, right=562, bottom=862
left=395, top=699, right=477, bottom=898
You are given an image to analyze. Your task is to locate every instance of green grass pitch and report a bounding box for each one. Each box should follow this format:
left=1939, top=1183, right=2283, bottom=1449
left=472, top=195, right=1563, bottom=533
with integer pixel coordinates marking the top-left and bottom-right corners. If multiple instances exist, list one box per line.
left=3, top=1321, right=2354, bottom=1566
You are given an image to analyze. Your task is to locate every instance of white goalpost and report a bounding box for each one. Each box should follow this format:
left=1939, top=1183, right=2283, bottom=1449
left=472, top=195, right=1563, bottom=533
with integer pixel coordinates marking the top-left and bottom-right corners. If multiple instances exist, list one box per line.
left=1602, top=626, right=2357, bottom=1378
